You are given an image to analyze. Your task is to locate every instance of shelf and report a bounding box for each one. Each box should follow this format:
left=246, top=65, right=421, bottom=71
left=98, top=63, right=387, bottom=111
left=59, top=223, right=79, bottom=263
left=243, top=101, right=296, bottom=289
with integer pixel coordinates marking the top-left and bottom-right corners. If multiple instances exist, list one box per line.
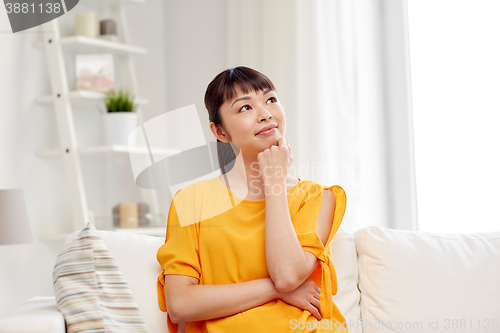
left=36, top=90, right=149, bottom=107
left=37, top=145, right=180, bottom=157
left=113, top=226, right=165, bottom=237
left=33, top=35, right=147, bottom=56
left=39, top=226, right=166, bottom=242
left=80, top=0, right=146, bottom=7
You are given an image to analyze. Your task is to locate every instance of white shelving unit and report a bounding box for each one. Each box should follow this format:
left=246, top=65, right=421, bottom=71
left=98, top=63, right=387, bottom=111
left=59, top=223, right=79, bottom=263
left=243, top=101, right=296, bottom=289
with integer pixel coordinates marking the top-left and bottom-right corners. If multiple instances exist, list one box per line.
left=36, top=0, right=177, bottom=240
left=36, top=145, right=179, bottom=157
left=39, top=226, right=166, bottom=242
left=33, top=35, right=147, bottom=55
left=35, top=90, right=149, bottom=106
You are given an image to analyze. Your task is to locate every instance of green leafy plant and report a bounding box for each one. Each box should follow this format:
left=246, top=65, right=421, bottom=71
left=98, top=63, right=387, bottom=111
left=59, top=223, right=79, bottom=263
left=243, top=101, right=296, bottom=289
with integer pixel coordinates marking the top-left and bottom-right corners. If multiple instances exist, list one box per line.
left=104, top=89, right=136, bottom=112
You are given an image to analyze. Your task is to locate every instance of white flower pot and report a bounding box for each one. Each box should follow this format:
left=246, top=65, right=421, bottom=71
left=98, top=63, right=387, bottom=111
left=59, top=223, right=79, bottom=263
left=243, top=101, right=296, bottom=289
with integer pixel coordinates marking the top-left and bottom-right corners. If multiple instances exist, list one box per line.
left=103, top=112, right=138, bottom=146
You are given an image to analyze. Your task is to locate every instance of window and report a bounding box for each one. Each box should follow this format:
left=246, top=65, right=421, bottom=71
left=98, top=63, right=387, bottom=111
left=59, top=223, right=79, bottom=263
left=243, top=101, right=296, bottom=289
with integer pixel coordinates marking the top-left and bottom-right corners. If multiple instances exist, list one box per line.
left=408, top=0, right=500, bottom=233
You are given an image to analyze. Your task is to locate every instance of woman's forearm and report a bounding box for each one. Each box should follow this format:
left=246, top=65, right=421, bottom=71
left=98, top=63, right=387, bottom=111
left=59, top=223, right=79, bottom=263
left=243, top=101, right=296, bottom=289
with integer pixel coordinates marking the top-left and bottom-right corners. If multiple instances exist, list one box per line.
left=264, top=181, right=308, bottom=291
left=171, top=277, right=281, bottom=323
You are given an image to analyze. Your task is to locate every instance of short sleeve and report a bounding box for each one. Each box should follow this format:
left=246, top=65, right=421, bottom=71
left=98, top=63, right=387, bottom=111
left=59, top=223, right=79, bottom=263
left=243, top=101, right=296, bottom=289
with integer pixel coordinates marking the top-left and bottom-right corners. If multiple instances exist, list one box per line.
left=292, top=184, right=347, bottom=320
left=293, top=184, right=347, bottom=258
left=156, top=190, right=202, bottom=316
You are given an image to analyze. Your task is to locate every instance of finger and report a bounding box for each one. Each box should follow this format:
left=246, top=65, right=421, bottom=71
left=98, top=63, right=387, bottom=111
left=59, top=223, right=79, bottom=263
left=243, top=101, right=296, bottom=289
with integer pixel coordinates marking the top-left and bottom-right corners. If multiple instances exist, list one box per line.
left=277, top=137, right=286, bottom=147
left=310, top=306, right=322, bottom=321
left=311, top=296, right=322, bottom=318
left=311, top=294, right=321, bottom=309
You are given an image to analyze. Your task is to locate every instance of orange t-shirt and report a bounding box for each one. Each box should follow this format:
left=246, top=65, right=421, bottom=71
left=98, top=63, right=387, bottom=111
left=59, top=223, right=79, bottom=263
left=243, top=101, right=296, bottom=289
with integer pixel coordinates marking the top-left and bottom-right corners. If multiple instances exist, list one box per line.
left=157, top=175, right=348, bottom=332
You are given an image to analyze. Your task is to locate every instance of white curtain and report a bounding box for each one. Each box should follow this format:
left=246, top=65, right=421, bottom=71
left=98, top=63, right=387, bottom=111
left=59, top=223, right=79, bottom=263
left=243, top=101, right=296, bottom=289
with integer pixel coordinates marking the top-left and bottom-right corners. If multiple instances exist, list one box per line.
left=224, top=0, right=398, bottom=232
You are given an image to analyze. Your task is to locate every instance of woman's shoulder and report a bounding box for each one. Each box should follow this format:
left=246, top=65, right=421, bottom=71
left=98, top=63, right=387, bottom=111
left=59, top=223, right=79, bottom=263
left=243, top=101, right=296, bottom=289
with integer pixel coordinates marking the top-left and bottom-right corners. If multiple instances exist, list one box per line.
left=170, top=177, right=225, bottom=226
left=172, top=177, right=218, bottom=199
left=295, top=178, right=346, bottom=200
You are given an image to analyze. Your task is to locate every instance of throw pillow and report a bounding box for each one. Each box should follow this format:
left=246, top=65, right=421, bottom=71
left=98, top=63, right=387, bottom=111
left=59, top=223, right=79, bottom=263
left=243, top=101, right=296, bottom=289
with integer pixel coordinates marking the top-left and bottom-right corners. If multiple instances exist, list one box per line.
left=355, top=225, right=500, bottom=333
left=53, top=222, right=149, bottom=333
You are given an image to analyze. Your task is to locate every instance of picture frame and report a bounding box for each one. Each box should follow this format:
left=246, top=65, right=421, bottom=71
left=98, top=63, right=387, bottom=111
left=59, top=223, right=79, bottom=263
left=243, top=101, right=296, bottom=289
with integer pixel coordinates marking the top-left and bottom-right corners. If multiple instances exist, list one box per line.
left=75, top=54, right=115, bottom=93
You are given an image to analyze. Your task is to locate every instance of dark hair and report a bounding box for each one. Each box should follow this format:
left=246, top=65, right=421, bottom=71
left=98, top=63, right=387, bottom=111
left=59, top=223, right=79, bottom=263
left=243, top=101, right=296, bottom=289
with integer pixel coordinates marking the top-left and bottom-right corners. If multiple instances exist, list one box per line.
left=204, top=66, right=277, bottom=174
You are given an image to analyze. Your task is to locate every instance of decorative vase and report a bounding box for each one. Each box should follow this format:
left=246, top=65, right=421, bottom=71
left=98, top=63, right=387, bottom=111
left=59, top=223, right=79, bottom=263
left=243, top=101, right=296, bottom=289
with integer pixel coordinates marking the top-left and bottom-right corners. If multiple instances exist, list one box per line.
left=102, top=112, right=138, bottom=146
left=99, top=19, right=119, bottom=42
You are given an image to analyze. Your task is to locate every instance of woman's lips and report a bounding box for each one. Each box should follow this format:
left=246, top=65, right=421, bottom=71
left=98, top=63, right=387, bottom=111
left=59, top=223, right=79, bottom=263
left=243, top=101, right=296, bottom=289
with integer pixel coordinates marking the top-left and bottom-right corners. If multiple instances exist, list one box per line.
left=256, top=127, right=277, bottom=135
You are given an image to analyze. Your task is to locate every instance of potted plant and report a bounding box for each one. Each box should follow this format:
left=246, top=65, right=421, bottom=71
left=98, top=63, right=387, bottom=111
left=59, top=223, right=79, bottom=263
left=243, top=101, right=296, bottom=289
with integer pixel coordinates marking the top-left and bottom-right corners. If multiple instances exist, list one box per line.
left=102, top=89, right=139, bottom=146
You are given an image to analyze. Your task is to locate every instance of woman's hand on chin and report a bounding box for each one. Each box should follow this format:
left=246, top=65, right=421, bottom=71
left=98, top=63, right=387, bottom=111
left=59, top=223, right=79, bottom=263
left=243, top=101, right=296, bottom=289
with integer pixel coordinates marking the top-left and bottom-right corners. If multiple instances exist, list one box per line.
left=257, top=137, right=293, bottom=189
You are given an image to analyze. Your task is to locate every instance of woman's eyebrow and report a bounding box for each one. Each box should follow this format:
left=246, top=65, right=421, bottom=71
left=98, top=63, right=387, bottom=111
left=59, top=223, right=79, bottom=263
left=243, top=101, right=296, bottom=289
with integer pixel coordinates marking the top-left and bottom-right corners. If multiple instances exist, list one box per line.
left=231, top=88, right=274, bottom=107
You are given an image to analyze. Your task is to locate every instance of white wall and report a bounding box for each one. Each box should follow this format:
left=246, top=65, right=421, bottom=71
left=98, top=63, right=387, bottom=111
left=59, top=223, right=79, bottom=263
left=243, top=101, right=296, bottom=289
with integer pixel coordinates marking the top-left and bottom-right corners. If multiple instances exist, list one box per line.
left=0, top=0, right=226, bottom=316
left=0, top=10, right=68, bottom=316
left=127, top=0, right=228, bottom=208
left=160, top=0, right=228, bottom=150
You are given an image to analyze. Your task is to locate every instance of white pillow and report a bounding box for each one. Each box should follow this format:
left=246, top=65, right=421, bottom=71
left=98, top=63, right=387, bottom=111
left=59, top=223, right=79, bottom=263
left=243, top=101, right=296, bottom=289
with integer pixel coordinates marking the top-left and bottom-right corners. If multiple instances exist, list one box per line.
left=53, top=222, right=148, bottom=333
left=330, top=229, right=362, bottom=333
left=95, top=230, right=167, bottom=332
left=355, top=225, right=500, bottom=333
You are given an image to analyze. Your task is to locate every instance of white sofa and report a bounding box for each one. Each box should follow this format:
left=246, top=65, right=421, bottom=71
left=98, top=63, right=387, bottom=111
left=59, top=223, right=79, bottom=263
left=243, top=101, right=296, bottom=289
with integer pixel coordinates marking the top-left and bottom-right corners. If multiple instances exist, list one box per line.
left=1, top=226, right=499, bottom=333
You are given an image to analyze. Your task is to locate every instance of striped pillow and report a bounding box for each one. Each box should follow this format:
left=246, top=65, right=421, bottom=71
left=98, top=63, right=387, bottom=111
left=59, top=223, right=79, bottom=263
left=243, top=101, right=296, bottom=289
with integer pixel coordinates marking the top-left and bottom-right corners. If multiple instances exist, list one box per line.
left=53, top=222, right=148, bottom=333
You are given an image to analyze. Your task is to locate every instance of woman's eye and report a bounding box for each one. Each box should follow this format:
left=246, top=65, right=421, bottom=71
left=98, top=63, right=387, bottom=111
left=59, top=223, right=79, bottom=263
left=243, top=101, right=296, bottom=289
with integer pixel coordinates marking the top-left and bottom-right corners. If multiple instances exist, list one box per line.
left=239, top=98, right=275, bottom=112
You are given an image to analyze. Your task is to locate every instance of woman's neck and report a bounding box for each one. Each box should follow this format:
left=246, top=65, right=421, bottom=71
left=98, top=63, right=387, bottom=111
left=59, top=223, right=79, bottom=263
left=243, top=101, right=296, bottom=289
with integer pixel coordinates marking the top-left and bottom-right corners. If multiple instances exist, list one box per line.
left=220, top=149, right=297, bottom=198
left=223, top=150, right=263, bottom=191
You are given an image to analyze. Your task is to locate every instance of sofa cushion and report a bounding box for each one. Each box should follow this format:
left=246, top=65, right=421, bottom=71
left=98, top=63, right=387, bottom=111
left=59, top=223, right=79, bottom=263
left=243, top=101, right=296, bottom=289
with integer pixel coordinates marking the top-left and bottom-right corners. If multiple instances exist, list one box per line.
left=0, top=297, right=64, bottom=333
left=355, top=225, right=500, bottom=333
left=54, top=223, right=148, bottom=333
left=330, top=229, right=362, bottom=333
left=89, top=229, right=167, bottom=332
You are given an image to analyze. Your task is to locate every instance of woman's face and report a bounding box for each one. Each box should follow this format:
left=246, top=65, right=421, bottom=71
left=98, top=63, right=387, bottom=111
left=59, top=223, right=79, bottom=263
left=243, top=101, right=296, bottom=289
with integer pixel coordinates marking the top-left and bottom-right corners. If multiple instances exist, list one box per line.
left=213, top=86, right=286, bottom=155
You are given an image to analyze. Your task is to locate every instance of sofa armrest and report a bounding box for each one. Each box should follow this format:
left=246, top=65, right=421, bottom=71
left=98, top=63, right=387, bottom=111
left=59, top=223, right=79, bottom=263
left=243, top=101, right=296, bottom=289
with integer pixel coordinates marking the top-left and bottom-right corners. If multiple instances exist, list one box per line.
left=0, top=296, right=65, bottom=333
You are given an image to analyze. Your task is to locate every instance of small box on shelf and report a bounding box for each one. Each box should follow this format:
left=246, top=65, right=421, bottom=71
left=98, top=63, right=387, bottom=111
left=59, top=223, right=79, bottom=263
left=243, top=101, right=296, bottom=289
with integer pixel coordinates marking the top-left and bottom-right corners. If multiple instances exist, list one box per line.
left=112, top=202, right=150, bottom=228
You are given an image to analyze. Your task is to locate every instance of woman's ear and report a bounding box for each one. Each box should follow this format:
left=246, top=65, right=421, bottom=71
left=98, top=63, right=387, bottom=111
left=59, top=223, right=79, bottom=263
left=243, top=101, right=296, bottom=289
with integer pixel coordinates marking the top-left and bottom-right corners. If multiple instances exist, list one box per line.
left=210, top=122, right=230, bottom=143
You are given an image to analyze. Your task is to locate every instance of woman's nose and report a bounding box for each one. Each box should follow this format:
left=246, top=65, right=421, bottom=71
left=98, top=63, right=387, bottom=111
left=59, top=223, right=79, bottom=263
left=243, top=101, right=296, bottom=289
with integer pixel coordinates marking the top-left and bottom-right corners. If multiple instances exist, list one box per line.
left=257, top=107, right=272, bottom=121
